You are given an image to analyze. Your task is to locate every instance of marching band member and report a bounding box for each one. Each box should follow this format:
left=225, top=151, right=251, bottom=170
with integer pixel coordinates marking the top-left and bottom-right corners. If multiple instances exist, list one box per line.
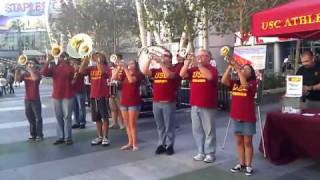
left=179, top=49, right=218, bottom=163
left=112, top=60, right=144, bottom=151
left=221, top=62, right=257, bottom=176
left=41, top=52, right=75, bottom=145
left=142, top=49, right=179, bottom=155
left=70, top=59, right=87, bottom=129
left=109, top=54, right=125, bottom=129
left=79, top=52, right=112, bottom=146
left=15, top=60, right=43, bottom=141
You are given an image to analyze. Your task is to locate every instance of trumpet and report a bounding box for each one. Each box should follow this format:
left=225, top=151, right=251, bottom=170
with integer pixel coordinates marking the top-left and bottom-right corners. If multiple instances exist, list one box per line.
left=51, top=44, right=62, bottom=58
left=67, top=33, right=93, bottom=58
left=138, top=46, right=169, bottom=70
left=17, top=54, right=28, bottom=66
left=178, top=48, right=188, bottom=59
left=110, top=54, right=118, bottom=64
left=220, top=46, right=239, bottom=68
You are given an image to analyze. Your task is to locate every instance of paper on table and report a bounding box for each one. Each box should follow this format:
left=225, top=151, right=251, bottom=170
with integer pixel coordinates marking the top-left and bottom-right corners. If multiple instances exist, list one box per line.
left=301, top=113, right=316, bottom=117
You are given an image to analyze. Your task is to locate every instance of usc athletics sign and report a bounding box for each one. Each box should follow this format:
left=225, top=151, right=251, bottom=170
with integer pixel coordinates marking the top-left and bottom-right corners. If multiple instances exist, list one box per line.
left=252, top=0, right=320, bottom=39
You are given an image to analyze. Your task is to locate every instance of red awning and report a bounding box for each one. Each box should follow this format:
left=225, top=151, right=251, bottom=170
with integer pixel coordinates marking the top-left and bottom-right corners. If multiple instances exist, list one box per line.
left=252, top=0, right=320, bottom=39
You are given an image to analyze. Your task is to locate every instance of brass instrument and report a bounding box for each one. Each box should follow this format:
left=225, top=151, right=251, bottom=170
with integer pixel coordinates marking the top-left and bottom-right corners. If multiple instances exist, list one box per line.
left=110, top=54, right=118, bottom=64
left=137, top=46, right=169, bottom=70
left=17, top=54, right=28, bottom=66
left=220, top=46, right=241, bottom=69
left=178, top=48, right=188, bottom=59
left=51, top=44, right=62, bottom=58
left=67, top=33, right=93, bottom=58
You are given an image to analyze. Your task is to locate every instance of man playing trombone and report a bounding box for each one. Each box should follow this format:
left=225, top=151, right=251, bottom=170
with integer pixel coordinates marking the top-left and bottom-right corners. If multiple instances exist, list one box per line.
left=15, top=59, right=44, bottom=141
left=142, top=49, right=179, bottom=155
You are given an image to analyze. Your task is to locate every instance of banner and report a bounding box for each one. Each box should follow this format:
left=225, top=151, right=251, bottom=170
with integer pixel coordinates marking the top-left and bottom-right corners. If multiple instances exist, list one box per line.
left=0, top=0, right=62, bottom=30
left=233, top=45, right=267, bottom=71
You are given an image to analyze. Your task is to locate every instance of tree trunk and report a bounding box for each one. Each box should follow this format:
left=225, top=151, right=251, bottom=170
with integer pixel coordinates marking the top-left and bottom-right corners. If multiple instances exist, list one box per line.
left=135, top=0, right=147, bottom=47
left=179, top=30, right=187, bottom=50
left=147, top=31, right=152, bottom=46
left=201, top=6, right=208, bottom=50
left=153, top=31, right=162, bottom=45
left=239, top=0, right=245, bottom=46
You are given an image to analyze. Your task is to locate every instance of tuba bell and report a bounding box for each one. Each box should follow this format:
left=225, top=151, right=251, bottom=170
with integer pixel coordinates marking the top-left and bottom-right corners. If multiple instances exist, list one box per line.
left=67, top=33, right=93, bottom=58
left=17, top=54, right=28, bottom=66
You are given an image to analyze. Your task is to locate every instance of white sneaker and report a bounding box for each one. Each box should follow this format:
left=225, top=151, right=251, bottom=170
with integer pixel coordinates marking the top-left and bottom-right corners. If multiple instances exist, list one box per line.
left=245, top=166, right=253, bottom=176
left=203, top=154, right=216, bottom=163
left=91, top=137, right=102, bottom=145
left=193, top=153, right=205, bottom=161
left=101, top=137, right=110, bottom=146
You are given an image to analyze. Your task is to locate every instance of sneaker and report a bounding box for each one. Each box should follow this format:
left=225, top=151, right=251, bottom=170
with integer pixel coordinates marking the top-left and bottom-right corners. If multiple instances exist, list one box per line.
left=155, top=145, right=166, bottom=155
left=35, top=136, right=43, bottom=142
left=193, top=153, right=205, bottom=161
left=28, top=136, right=36, bottom=141
left=230, top=164, right=245, bottom=173
left=166, top=146, right=174, bottom=155
left=72, top=124, right=80, bottom=129
left=79, top=124, right=86, bottom=129
left=91, top=137, right=102, bottom=145
left=132, top=146, right=139, bottom=151
left=53, top=139, right=65, bottom=145
left=120, top=144, right=132, bottom=150
left=101, top=138, right=110, bottom=146
left=245, top=166, right=253, bottom=176
left=203, top=154, right=216, bottom=163
left=65, top=140, right=73, bottom=145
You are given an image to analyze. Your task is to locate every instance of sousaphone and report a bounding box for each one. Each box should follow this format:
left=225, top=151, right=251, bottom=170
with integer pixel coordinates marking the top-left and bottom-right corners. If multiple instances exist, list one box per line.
left=67, top=33, right=93, bottom=58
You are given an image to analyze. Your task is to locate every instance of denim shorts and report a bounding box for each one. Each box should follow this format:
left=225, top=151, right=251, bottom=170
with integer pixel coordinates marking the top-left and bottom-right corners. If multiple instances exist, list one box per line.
left=120, top=105, right=141, bottom=111
left=232, top=119, right=256, bottom=135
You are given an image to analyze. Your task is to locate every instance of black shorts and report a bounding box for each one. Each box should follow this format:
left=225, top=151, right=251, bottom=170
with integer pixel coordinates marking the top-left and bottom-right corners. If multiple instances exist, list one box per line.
left=90, top=98, right=110, bottom=122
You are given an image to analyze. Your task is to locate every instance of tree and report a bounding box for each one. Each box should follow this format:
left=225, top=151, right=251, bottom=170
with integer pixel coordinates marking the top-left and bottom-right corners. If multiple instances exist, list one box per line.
left=211, top=0, right=289, bottom=45
left=52, top=0, right=139, bottom=53
left=9, top=19, right=25, bottom=55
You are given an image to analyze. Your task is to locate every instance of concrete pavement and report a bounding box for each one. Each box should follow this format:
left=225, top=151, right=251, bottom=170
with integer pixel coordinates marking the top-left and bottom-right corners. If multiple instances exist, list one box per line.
left=0, top=84, right=319, bottom=180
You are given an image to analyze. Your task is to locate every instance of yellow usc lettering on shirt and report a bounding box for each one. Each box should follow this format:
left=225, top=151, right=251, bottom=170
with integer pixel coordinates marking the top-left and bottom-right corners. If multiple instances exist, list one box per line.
left=232, top=85, right=248, bottom=97
left=154, top=72, right=168, bottom=84
left=191, top=71, right=206, bottom=83
left=91, top=70, right=102, bottom=80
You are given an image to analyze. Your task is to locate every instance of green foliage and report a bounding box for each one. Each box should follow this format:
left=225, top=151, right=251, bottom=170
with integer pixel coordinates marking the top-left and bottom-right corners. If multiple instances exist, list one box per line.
left=54, top=0, right=139, bottom=53
left=263, top=73, right=285, bottom=90
left=211, top=0, right=289, bottom=36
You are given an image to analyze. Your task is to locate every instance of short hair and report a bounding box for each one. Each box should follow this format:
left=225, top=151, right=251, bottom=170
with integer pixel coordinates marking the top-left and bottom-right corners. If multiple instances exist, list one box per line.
left=164, top=49, right=172, bottom=59
left=302, top=51, right=314, bottom=58
left=116, top=53, right=123, bottom=60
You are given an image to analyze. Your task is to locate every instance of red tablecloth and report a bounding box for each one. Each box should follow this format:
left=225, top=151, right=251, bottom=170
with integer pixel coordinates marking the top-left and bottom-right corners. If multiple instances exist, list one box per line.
left=259, top=110, right=320, bottom=165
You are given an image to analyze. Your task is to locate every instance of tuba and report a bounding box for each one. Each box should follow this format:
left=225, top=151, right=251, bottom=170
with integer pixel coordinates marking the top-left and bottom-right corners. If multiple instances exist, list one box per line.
left=137, top=46, right=169, bottom=70
left=67, top=33, right=93, bottom=58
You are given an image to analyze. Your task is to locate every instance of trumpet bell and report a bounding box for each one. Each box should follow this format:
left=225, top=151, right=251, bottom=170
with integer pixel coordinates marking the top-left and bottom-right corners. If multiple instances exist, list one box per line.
left=110, top=54, right=118, bottom=63
left=178, top=48, right=188, bottom=58
left=17, top=55, right=28, bottom=66
left=220, top=46, right=230, bottom=57
left=137, top=46, right=167, bottom=70
left=51, top=44, right=62, bottom=57
left=67, top=33, right=93, bottom=58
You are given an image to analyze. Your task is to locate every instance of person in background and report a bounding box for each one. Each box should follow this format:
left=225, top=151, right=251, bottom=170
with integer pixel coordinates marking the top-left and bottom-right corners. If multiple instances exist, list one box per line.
left=109, top=54, right=125, bottom=130
left=70, top=59, right=87, bottom=129
left=296, top=51, right=320, bottom=109
left=179, top=49, right=218, bottom=163
left=221, top=62, right=257, bottom=176
left=15, top=60, right=43, bottom=141
left=41, top=52, right=75, bottom=145
left=7, top=69, right=15, bottom=94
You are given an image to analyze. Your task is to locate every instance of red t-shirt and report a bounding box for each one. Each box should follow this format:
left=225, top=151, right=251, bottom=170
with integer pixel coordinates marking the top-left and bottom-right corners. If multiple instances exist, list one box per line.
left=84, top=65, right=111, bottom=99
left=41, top=62, right=75, bottom=99
left=230, top=80, right=257, bottom=122
left=120, top=72, right=144, bottom=106
left=151, top=67, right=179, bottom=102
left=173, top=62, right=184, bottom=91
left=73, top=70, right=85, bottom=94
left=22, top=72, right=41, bottom=101
left=187, top=64, right=218, bottom=108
